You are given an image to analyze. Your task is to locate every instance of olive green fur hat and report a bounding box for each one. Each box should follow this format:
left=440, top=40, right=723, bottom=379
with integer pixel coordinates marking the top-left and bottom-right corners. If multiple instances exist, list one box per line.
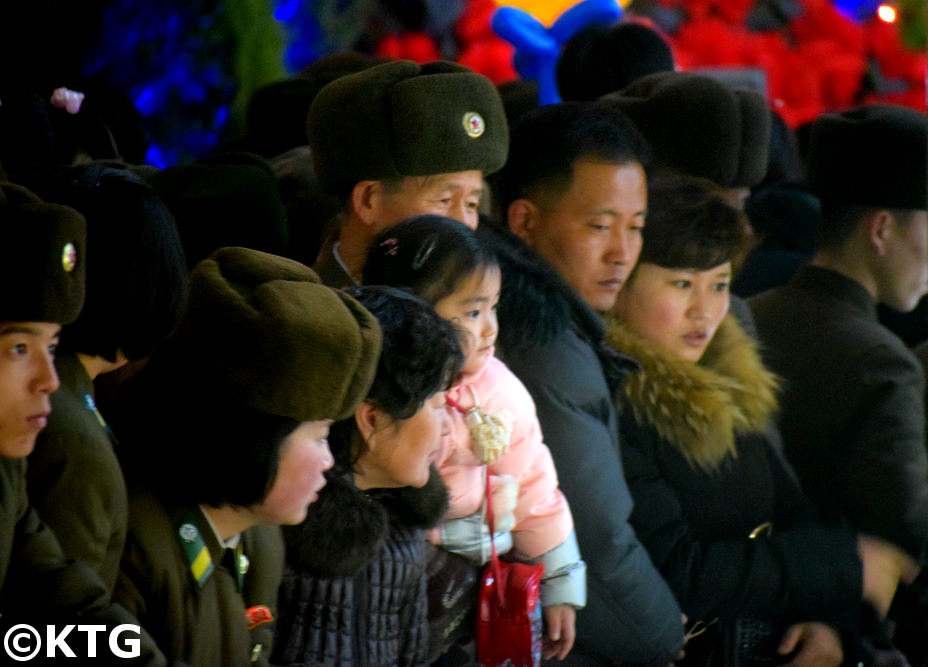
left=807, top=104, right=927, bottom=211
left=0, top=180, right=86, bottom=324
left=307, top=59, right=509, bottom=196
left=174, top=247, right=381, bottom=422
left=600, top=71, right=771, bottom=188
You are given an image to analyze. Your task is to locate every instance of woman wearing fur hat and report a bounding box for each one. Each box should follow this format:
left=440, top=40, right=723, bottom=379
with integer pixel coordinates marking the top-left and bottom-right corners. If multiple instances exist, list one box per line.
left=111, top=247, right=381, bottom=667
left=608, top=175, right=903, bottom=666
left=273, top=285, right=464, bottom=667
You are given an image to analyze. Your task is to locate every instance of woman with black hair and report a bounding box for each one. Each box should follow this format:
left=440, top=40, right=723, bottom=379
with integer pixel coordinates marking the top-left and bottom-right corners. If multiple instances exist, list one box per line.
left=608, top=175, right=901, bottom=666
left=273, top=285, right=465, bottom=667
left=112, top=247, right=381, bottom=667
left=26, top=162, right=188, bottom=591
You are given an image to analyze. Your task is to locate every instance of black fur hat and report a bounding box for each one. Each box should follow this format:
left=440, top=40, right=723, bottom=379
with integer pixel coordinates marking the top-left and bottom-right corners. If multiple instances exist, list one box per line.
left=147, top=152, right=290, bottom=269
left=600, top=71, right=771, bottom=188
left=0, top=181, right=86, bottom=324
left=307, top=60, right=509, bottom=196
left=807, top=104, right=927, bottom=210
left=174, top=247, right=381, bottom=422
left=557, top=22, right=675, bottom=102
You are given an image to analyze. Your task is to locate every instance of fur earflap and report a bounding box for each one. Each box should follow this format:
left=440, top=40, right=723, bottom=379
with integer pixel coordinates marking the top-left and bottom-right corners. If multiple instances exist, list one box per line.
left=607, top=314, right=779, bottom=469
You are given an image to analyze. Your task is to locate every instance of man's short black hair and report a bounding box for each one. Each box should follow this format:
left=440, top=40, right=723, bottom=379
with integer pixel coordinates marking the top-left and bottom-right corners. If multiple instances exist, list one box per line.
left=494, top=101, right=650, bottom=215
left=817, top=202, right=920, bottom=253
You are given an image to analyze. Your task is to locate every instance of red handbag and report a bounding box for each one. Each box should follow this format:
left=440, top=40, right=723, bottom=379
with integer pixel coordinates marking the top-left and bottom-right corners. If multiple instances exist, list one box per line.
left=475, top=466, right=544, bottom=667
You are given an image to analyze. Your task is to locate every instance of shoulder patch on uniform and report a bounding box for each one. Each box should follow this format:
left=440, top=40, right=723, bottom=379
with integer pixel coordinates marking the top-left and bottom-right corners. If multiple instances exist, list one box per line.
left=176, top=511, right=214, bottom=588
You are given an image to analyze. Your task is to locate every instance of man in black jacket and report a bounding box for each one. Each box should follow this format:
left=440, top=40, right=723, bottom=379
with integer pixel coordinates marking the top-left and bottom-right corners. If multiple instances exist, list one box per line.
left=485, top=101, right=684, bottom=666
left=749, top=104, right=928, bottom=660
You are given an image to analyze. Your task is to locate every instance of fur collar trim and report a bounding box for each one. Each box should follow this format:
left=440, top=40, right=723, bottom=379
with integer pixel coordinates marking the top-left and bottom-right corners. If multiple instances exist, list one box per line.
left=283, top=465, right=448, bottom=576
left=607, top=314, right=779, bottom=469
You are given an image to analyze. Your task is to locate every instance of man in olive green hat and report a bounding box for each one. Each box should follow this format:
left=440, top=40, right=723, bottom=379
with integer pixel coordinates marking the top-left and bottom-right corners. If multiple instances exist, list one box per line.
left=0, top=179, right=167, bottom=664
left=306, top=59, right=509, bottom=286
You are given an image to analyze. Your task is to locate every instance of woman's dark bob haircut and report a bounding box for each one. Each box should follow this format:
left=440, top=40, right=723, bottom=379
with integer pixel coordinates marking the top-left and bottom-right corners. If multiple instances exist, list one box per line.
left=112, top=348, right=299, bottom=509
left=363, top=214, right=498, bottom=306
left=638, top=173, right=752, bottom=272
left=30, top=162, right=188, bottom=362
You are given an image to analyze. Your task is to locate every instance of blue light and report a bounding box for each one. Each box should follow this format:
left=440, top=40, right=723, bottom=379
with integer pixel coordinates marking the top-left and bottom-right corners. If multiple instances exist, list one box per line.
left=274, top=0, right=300, bottom=23
left=833, top=0, right=881, bottom=20
left=214, top=106, right=230, bottom=128
left=133, top=86, right=160, bottom=117
left=144, top=144, right=172, bottom=169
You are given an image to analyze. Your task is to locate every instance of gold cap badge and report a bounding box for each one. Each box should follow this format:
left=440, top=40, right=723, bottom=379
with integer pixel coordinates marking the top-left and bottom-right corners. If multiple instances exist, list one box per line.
left=463, top=112, right=485, bottom=138
left=62, top=243, right=77, bottom=273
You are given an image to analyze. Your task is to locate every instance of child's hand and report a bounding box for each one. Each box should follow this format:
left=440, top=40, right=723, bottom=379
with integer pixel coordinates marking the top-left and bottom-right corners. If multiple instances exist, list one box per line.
left=542, top=604, right=576, bottom=661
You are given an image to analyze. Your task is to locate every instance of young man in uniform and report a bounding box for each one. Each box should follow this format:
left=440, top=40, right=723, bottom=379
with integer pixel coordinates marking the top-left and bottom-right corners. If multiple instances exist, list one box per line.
left=306, top=59, right=508, bottom=286
left=0, top=177, right=166, bottom=664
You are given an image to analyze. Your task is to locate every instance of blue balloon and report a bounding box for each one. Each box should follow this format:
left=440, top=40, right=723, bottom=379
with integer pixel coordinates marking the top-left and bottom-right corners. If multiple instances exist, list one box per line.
left=491, top=0, right=623, bottom=105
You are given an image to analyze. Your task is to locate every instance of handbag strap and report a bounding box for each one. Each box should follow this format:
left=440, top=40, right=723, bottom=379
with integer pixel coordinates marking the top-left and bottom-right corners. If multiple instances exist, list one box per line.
left=485, top=464, right=505, bottom=607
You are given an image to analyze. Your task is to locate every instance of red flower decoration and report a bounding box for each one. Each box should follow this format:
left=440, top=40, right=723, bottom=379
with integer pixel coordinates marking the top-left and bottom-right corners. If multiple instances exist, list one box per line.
left=375, top=32, right=442, bottom=63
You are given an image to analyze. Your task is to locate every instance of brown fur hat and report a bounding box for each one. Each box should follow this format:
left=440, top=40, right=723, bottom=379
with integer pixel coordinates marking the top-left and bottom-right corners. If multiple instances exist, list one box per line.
left=307, top=60, right=508, bottom=197
left=0, top=180, right=86, bottom=324
left=600, top=71, right=771, bottom=188
left=807, top=103, right=927, bottom=210
left=173, top=247, right=381, bottom=421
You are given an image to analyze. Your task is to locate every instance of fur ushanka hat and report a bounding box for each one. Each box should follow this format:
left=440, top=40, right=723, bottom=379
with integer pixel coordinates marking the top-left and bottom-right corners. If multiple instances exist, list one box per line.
left=600, top=71, right=771, bottom=188
left=0, top=180, right=86, bottom=324
left=806, top=104, right=927, bottom=211
left=307, top=60, right=509, bottom=196
left=173, top=247, right=381, bottom=422
left=147, top=152, right=290, bottom=269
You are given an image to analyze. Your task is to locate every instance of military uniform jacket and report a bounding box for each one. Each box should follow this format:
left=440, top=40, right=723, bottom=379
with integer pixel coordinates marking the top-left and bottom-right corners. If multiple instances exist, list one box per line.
left=0, top=456, right=108, bottom=616
left=750, top=265, right=928, bottom=562
left=0, top=458, right=167, bottom=665
left=115, top=486, right=284, bottom=667
left=28, top=350, right=128, bottom=591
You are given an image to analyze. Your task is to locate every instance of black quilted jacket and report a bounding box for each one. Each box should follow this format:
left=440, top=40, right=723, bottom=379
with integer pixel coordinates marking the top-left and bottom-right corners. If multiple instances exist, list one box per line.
left=272, top=468, right=448, bottom=667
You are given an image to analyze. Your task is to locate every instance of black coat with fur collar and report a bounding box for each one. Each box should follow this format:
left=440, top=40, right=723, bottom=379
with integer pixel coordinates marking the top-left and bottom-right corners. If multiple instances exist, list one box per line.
left=478, top=222, right=686, bottom=666
left=610, top=315, right=863, bottom=638
left=272, top=468, right=448, bottom=667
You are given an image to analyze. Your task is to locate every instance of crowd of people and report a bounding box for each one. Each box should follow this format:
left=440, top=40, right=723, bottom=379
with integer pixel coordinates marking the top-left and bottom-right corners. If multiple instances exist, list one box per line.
left=1, top=17, right=927, bottom=667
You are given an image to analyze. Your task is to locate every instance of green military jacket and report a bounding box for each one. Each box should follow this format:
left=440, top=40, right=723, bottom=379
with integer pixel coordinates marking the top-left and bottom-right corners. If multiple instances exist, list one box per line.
left=28, top=351, right=128, bottom=590
left=115, top=486, right=284, bottom=667
left=0, top=457, right=166, bottom=664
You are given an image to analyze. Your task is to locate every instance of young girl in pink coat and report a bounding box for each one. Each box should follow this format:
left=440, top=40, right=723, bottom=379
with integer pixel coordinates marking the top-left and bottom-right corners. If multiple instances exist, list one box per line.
left=363, top=214, right=585, bottom=660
